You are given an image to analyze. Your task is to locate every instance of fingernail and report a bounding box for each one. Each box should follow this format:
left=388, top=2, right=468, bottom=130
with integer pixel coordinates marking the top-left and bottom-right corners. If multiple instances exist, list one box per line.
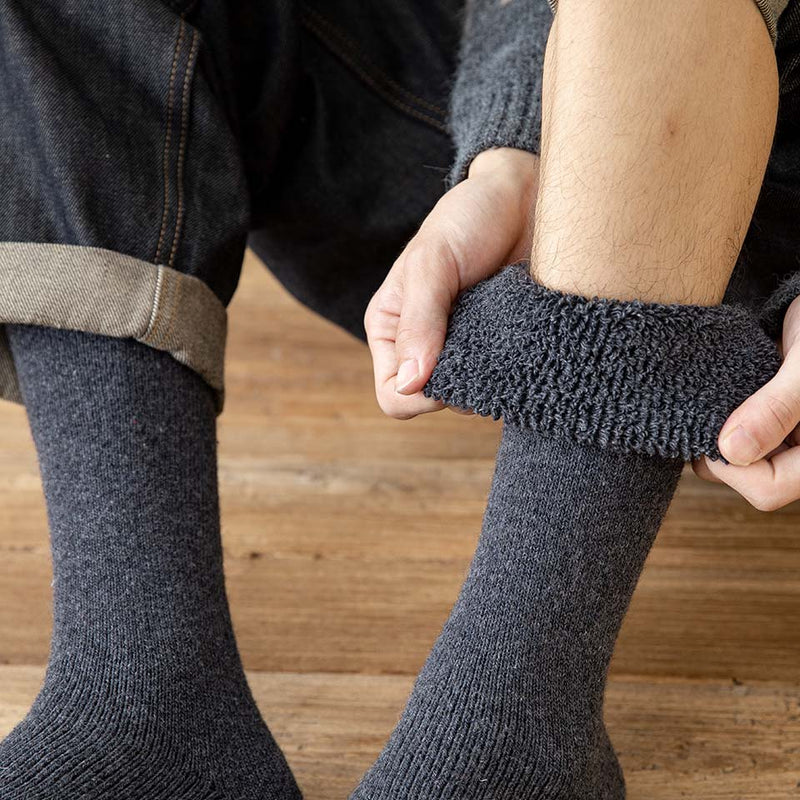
left=395, top=359, right=420, bottom=394
left=719, top=425, right=761, bottom=466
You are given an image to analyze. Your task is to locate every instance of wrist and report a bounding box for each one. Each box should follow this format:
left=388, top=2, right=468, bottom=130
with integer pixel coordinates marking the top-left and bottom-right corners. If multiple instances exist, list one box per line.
left=468, top=149, right=541, bottom=218
left=467, top=147, right=540, bottom=180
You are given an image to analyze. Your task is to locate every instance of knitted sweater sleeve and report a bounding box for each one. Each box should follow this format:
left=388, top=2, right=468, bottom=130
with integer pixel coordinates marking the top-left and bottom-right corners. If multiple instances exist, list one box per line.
left=446, top=0, right=554, bottom=188
left=446, top=0, right=788, bottom=189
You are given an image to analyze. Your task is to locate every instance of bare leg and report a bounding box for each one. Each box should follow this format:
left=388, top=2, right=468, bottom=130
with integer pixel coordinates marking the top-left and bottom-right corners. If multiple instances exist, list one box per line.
left=533, top=0, right=778, bottom=305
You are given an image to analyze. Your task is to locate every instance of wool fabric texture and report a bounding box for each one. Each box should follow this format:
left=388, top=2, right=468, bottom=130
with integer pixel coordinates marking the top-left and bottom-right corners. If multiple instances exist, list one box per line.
left=0, top=325, right=301, bottom=800
left=423, top=262, right=783, bottom=461
left=350, top=424, right=682, bottom=799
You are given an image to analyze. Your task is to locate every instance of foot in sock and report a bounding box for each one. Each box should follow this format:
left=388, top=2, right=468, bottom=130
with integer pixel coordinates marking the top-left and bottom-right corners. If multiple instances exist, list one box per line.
left=349, top=266, right=782, bottom=799
left=350, top=424, right=681, bottom=799
left=0, top=325, right=301, bottom=800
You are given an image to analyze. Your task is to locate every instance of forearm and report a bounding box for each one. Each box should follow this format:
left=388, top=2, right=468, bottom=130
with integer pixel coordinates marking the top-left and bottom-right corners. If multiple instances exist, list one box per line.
left=531, top=0, right=779, bottom=306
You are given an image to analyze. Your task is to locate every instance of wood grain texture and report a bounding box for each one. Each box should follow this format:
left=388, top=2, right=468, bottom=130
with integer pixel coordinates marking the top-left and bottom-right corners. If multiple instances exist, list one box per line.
left=0, top=252, right=798, bottom=797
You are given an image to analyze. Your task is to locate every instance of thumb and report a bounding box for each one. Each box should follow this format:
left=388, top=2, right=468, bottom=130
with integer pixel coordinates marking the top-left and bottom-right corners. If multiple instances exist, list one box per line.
left=718, top=347, right=800, bottom=465
left=393, top=242, right=459, bottom=396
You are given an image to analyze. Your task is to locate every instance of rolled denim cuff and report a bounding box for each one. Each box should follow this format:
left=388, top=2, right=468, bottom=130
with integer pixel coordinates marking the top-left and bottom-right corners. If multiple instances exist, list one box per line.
left=0, top=242, right=227, bottom=414
left=422, top=262, right=782, bottom=462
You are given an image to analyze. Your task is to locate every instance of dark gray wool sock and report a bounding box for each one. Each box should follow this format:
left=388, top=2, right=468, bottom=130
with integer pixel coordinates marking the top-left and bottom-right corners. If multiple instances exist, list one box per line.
left=350, top=263, right=782, bottom=800
left=0, top=325, right=301, bottom=800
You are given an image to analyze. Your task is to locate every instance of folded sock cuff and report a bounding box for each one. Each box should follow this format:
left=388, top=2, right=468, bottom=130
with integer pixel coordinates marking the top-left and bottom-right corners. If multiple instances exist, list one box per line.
left=422, top=262, right=782, bottom=461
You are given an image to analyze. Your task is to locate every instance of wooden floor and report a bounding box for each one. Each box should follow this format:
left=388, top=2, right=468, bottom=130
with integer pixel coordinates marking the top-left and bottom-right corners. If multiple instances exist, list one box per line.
left=1, top=253, right=799, bottom=798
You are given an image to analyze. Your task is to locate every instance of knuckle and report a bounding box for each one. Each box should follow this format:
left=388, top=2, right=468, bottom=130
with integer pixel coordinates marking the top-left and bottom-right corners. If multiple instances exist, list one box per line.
left=376, top=394, right=395, bottom=417
left=763, top=392, right=800, bottom=436
left=377, top=393, right=413, bottom=421
left=364, top=298, right=377, bottom=329
left=364, top=289, right=388, bottom=324
left=394, top=326, right=427, bottom=353
left=747, top=488, right=781, bottom=512
left=402, top=237, right=459, bottom=282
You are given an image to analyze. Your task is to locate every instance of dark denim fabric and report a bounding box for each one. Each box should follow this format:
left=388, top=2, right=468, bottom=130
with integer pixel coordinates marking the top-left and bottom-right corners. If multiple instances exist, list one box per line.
left=2, top=0, right=800, bottom=344
left=726, top=0, right=800, bottom=312
left=0, top=1, right=251, bottom=306
left=0, top=0, right=461, bottom=341
left=248, top=0, right=462, bottom=339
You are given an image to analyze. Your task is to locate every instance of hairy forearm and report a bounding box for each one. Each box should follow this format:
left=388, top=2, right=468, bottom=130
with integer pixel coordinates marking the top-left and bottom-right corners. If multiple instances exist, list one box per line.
left=531, top=0, right=779, bottom=305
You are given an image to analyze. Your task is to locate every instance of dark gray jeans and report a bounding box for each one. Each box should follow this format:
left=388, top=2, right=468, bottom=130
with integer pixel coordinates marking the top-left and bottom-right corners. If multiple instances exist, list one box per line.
left=0, top=0, right=461, bottom=412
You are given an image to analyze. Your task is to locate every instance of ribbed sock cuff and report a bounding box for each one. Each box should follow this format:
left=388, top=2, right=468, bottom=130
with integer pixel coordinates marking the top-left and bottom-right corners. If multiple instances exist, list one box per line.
left=422, top=262, right=782, bottom=461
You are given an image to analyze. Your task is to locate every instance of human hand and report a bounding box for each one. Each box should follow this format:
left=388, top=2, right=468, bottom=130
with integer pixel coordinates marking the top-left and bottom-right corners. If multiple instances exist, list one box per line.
left=693, top=294, right=800, bottom=510
left=364, top=147, right=539, bottom=419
